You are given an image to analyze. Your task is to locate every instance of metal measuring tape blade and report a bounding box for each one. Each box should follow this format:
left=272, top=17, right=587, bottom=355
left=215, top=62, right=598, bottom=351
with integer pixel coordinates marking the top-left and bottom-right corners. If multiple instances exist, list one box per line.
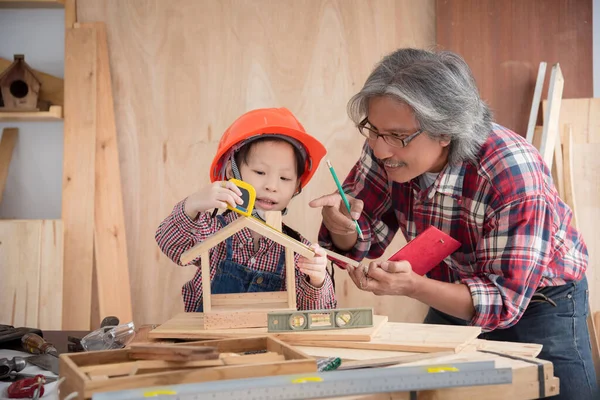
left=92, top=360, right=512, bottom=400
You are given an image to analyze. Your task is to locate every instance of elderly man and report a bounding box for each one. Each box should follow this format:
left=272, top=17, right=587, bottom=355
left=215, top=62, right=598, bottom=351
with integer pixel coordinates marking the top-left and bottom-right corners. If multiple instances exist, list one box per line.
left=310, top=48, right=597, bottom=399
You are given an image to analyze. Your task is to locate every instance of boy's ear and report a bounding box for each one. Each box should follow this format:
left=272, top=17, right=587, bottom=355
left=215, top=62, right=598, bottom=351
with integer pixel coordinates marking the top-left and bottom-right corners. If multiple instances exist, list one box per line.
left=224, top=160, right=233, bottom=180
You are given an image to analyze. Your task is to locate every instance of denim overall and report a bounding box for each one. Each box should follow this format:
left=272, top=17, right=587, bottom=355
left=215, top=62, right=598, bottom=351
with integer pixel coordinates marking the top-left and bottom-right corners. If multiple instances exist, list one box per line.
left=195, top=214, right=286, bottom=312
left=424, top=276, right=598, bottom=400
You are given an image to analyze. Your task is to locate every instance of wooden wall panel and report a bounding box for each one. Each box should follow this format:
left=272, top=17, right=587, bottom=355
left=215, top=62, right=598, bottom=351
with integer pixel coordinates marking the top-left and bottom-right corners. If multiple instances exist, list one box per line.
left=544, top=98, right=600, bottom=313
left=0, top=220, right=63, bottom=330
left=77, top=0, right=435, bottom=325
left=436, top=0, right=593, bottom=137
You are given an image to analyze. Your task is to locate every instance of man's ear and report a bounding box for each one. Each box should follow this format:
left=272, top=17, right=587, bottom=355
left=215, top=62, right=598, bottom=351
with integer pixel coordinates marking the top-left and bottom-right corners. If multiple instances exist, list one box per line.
left=439, top=135, right=451, bottom=148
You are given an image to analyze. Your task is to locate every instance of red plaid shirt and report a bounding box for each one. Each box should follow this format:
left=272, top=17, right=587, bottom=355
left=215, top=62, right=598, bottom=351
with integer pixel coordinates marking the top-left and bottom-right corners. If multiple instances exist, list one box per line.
left=156, top=200, right=336, bottom=312
left=318, top=124, right=587, bottom=332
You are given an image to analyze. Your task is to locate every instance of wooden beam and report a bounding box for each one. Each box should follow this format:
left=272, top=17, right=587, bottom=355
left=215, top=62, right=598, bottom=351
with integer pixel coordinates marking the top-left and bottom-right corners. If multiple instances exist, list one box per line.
left=211, top=292, right=288, bottom=306
left=0, top=106, right=62, bottom=121
left=539, top=64, right=564, bottom=167
left=285, top=247, right=296, bottom=308
left=61, top=26, right=97, bottom=330
left=525, top=62, right=547, bottom=144
left=264, top=210, right=282, bottom=231
left=0, top=220, right=63, bottom=330
left=0, top=58, right=64, bottom=107
left=64, top=0, right=76, bottom=29
left=562, top=125, right=578, bottom=229
left=179, top=216, right=248, bottom=265
left=0, top=128, right=18, bottom=206
left=0, top=0, right=64, bottom=8
left=72, top=22, right=132, bottom=324
left=245, top=217, right=315, bottom=259
left=323, top=248, right=361, bottom=269
left=201, top=251, right=211, bottom=312
left=552, top=130, right=565, bottom=199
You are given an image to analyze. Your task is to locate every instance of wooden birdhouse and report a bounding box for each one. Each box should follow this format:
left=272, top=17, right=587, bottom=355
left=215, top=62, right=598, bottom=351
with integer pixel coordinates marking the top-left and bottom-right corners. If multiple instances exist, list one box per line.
left=179, top=211, right=314, bottom=330
left=0, top=54, right=42, bottom=111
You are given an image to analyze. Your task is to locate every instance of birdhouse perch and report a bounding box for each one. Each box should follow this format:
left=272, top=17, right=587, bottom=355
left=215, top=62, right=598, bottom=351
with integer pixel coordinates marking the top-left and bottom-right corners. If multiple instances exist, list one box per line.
left=0, top=54, right=42, bottom=111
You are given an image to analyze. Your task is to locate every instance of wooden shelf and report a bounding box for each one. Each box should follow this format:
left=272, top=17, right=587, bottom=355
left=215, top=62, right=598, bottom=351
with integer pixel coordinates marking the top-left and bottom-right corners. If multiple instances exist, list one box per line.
left=0, top=105, right=63, bottom=121
left=0, top=0, right=64, bottom=8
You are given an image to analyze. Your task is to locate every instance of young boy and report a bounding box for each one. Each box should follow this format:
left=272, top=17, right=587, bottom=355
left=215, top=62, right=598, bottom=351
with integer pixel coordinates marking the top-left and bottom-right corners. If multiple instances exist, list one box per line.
left=156, top=107, right=337, bottom=312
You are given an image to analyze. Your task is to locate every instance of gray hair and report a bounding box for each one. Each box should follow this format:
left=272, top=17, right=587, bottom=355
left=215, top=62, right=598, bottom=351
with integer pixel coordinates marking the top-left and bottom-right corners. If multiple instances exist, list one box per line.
left=348, top=48, right=493, bottom=165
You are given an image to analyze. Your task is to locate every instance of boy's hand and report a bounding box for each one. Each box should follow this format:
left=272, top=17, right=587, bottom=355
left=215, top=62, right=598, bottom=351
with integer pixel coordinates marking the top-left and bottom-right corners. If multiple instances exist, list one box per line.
left=298, top=244, right=328, bottom=288
left=184, top=181, right=244, bottom=219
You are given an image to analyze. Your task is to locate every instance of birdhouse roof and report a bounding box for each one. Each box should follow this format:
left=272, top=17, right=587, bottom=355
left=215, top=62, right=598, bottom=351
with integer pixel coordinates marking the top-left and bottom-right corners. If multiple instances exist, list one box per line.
left=0, top=55, right=42, bottom=85
left=179, top=214, right=315, bottom=265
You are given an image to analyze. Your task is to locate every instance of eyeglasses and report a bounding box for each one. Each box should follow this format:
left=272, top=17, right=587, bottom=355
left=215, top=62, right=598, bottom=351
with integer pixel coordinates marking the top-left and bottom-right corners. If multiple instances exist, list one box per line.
left=357, top=117, right=423, bottom=148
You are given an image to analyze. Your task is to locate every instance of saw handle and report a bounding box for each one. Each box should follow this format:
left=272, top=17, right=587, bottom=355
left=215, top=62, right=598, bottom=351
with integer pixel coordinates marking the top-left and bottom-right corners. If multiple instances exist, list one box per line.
left=21, top=333, right=58, bottom=357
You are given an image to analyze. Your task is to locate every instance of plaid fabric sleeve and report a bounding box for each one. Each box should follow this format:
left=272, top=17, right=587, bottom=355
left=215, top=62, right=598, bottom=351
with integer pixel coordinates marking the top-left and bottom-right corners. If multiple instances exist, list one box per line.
left=294, top=235, right=337, bottom=310
left=154, top=198, right=219, bottom=266
left=318, top=142, right=399, bottom=267
left=461, top=195, right=556, bottom=332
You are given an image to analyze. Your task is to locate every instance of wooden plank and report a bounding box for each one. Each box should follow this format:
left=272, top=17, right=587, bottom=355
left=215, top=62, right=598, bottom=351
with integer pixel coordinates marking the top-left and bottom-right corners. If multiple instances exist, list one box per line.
left=179, top=217, right=247, bottom=265
left=285, top=247, right=296, bottom=309
left=81, top=359, right=224, bottom=376
left=0, top=58, right=63, bottom=107
left=294, top=346, right=419, bottom=361
left=263, top=210, right=282, bottom=231
left=470, top=339, right=542, bottom=358
left=323, top=248, right=361, bottom=268
left=211, top=292, right=288, bottom=306
left=64, top=0, right=76, bottom=28
left=0, top=0, right=64, bottom=8
left=245, top=217, right=314, bottom=258
left=0, top=220, right=62, bottom=329
left=0, top=128, right=18, bottom=206
left=37, top=220, right=63, bottom=330
left=78, top=22, right=132, bottom=325
left=200, top=251, right=211, bottom=312
left=0, top=106, right=62, bottom=121
left=0, top=221, right=40, bottom=328
left=149, top=313, right=388, bottom=341
left=337, top=352, right=455, bottom=371
left=203, top=306, right=293, bottom=330
left=539, top=64, right=564, bottom=167
left=552, top=128, right=565, bottom=198
left=525, top=62, right=546, bottom=144
left=62, top=26, right=97, bottom=330
left=543, top=98, right=600, bottom=313
left=562, top=124, right=578, bottom=228
left=221, top=352, right=284, bottom=365
left=284, top=322, right=481, bottom=353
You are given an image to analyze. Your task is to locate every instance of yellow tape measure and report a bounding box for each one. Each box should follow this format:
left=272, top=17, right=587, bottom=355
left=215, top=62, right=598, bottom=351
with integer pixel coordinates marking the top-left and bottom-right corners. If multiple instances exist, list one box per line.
left=226, top=178, right=256, bottom=217
left=427, top=366, right=459, bottom=373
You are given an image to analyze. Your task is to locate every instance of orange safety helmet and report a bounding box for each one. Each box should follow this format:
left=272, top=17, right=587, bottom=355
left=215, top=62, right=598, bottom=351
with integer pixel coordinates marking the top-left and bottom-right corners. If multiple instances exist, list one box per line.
left=210, top=107, right=327, bottom=190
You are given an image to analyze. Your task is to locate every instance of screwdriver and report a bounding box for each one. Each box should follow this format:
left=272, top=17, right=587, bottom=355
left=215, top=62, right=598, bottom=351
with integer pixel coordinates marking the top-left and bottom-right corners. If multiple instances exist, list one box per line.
left=21, top=333, right=58, bottom=357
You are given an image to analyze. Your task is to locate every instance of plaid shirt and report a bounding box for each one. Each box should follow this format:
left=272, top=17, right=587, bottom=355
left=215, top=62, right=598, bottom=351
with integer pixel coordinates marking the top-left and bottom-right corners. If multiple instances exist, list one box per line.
left=318, top=124, right=587, bottom=332
left=156, top=200, right=336, bottom=312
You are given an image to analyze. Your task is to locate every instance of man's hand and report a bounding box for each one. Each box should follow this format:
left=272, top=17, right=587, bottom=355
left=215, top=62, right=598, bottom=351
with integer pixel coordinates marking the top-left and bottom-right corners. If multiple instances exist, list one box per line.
left=347, top=260, right=421, bottom=296
left=309, top=192, right=364, bottom=235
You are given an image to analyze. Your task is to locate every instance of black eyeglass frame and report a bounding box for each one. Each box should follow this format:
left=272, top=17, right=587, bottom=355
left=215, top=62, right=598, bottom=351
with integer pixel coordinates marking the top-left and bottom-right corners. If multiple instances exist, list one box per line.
left=357, top=117, right=424, bottom=148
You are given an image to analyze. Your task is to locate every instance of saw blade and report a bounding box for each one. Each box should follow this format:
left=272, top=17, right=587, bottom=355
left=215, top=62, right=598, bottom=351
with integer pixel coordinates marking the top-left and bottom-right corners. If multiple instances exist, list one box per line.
left=25, top=354, right=59, bottom=375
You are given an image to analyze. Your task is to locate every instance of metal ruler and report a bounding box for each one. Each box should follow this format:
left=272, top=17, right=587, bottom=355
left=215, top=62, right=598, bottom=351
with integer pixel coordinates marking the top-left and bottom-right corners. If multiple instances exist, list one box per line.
left=92, top=360, right=512, bottom=400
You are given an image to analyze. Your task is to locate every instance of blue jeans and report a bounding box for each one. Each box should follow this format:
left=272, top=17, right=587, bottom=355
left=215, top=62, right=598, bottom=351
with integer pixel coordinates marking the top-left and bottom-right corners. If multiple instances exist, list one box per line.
left=424, top=276, right=598, bottom=399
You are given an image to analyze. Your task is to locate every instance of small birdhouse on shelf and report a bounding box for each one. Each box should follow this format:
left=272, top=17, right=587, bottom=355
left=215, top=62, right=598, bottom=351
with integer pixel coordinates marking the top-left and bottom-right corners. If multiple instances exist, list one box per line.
left=0, top=54, right=42, bottom=112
